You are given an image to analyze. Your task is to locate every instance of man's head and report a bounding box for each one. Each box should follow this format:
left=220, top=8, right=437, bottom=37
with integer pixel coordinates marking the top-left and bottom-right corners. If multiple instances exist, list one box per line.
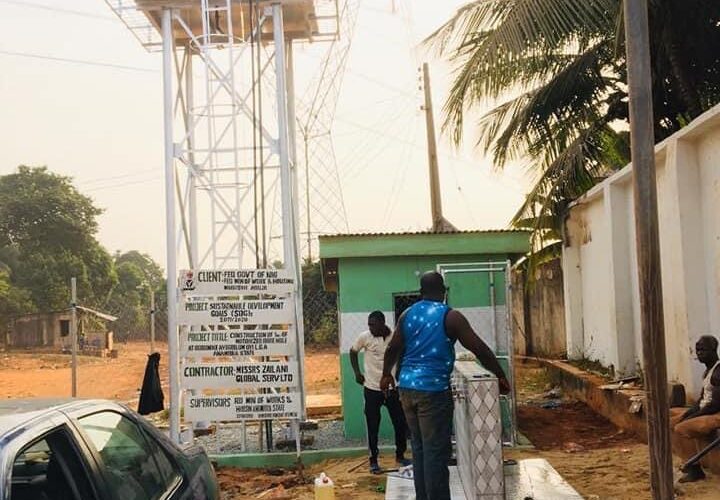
left=696, top=335, right=719, bottom=364
left=368, top=311, right=387, bottom=337
left=420, top=271, right=447, bottom=301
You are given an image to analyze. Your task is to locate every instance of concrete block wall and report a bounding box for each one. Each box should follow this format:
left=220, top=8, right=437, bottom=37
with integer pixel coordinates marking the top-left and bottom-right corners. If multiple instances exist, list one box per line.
left=563, top=104, right=720, bottom=395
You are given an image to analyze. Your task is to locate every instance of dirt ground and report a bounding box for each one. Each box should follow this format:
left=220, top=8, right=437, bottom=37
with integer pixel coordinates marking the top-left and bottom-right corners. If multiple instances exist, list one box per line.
left=511, top=361, right=720, bottom=500
left=0, top=342, right=166, bottom=403
left=217, top=457, right=388, bottom=499
left=218, top=361, right=720, bottom=500
left=3, top=345, right=719, bottom=499
left=0, top=342, right=340, bottom=403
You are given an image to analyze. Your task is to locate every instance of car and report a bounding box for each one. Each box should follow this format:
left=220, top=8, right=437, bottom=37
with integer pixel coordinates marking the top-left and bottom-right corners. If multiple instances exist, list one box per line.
left=0, top=399, right=219, bottom=500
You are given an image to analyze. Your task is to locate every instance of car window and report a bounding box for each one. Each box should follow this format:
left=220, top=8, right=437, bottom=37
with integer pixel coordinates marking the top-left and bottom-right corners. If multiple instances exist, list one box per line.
left=10, top=428, right=96, bottom=500
left=78, top=411, right=178, bottom=500
left=142, top=423, right=182, bottom=487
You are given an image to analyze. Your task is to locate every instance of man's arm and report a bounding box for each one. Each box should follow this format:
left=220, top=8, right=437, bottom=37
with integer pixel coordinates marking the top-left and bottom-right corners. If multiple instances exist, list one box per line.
left=349, top=334, right=366, bottom=385
left=349, top=348, right=365, bottom=385
left=682, top=367, right=720, bottom=421
left=445, top=309, right=511, bottom=394
left=380, top=321, right=405, bottom=391
left=680, top=401, right=701, bottom=421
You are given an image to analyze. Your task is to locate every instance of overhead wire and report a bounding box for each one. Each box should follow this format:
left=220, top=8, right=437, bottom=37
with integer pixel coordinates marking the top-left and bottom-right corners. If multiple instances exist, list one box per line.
left=337, top=102, right=412, bottom=180
left=383, top=115, right=418, bottom=228
left=0, top=50, right=156, bottom=73
left=0, top=0, right=115, bottom=20
left=77, top=168, right=159, bottom=186
left=84, top=176, right=162, bottom=193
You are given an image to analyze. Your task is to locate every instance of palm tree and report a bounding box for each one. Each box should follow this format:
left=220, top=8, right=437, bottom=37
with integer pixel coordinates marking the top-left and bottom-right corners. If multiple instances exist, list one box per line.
left=429, top=0, right=720, bottom=254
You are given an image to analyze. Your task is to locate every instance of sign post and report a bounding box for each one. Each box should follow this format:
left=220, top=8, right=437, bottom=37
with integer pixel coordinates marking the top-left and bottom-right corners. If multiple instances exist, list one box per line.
left=176, top=267, right=304, bottom=453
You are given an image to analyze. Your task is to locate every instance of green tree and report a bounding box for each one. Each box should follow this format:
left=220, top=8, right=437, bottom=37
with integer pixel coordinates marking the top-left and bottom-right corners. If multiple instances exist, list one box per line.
left=0, top=166, right=101, bottom=251
left=114, top=250, right=163, bottom=288
left=106, top=251, right=165, bottom=341
left=0, top=270, right=34, bottom=333
left=0, top=166, right=117, bottom=311
left=301, top=259, right=338, bottom=346
left=430, top=0, right=720, bottom=250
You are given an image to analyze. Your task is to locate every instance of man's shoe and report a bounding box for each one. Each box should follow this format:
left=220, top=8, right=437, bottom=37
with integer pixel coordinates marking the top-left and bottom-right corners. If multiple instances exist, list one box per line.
left=369, top=460, right=381, bottom=474
left=678, top=464, right=706, bottom=483
left=396, top=457, right=412, bottom=467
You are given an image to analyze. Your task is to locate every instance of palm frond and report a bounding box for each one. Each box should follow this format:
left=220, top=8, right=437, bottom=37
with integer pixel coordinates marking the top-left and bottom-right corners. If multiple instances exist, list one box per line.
left=467, top=39, right=614, bottom=166
left=511, top=122, right=610, bottom=230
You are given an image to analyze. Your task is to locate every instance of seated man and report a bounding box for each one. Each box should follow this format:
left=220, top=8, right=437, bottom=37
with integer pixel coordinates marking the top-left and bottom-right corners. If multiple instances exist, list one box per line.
left=670, top=335, right=720, bottom=482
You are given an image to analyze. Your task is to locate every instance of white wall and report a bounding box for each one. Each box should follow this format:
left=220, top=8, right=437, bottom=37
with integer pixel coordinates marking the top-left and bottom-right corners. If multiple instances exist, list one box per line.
left=564, top=105, right=720, bottom=394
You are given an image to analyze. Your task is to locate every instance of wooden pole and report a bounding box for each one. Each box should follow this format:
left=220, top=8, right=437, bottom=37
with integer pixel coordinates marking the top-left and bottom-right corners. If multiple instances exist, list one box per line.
left=421, top=63, right=444, bottom=231
left=623, top=1, right=674, bottom=498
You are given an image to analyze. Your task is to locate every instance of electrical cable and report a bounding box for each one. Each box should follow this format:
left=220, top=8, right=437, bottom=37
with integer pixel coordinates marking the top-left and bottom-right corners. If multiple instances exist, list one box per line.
left=0, top=0, right=115, bottom=20
left=84, top=176, right=162, bottom=193
left=77, top=168, right=159, bottom=186
left=0, top=50, right=156, bottom=73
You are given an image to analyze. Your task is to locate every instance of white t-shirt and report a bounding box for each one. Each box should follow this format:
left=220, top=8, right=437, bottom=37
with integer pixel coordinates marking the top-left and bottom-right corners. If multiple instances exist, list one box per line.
left=351, top=330, right=394, bottom=391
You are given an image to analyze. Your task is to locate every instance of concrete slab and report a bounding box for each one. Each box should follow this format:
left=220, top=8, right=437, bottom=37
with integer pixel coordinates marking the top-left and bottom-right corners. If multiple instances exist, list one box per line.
left=385, top=466, right=467, bottom=500
left=385, top=459, right=583, bottom=500
left=306, top=394, right=341, bottom=417
left=505, top=459, right=583, bottom=499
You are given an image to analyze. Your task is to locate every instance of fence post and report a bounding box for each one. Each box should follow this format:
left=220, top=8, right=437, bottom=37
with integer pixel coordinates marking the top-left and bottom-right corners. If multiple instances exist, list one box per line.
left=71, top=277, right=77, bottom=397
left=150, top=289, right=156, bottom=353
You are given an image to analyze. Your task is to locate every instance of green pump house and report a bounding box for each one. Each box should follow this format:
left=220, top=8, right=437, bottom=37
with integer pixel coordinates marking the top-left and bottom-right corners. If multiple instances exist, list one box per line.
left=319, top=230, right=529, bottom=442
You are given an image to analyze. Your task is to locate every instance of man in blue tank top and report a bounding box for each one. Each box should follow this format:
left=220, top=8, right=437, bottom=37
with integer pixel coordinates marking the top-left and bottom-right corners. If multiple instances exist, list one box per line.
left=380, top=271, right=510, bottom=500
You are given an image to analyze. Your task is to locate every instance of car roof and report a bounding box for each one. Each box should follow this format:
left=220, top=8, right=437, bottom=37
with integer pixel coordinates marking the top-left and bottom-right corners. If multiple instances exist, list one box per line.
left=0, top=399, right=120, bottom=437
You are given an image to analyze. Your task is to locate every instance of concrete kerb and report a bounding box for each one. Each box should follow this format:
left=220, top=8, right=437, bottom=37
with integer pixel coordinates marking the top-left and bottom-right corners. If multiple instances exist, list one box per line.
left=526, top=356, right=720, bottom=475
left=529, top=356, right=648, bottom=440
left=210, top=445, right=394, bottom=469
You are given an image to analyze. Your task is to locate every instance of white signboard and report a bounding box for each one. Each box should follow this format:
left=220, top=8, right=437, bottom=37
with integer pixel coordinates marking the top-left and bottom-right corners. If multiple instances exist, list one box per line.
left=178, top=298, right=295, bottom=326
left=181, top=361, right=299, bottom=389
left=185, top=392, right=301, bottom=422
left=179, top=269, right=295, bottom=296
left=181, top=329, right=294, bottom=358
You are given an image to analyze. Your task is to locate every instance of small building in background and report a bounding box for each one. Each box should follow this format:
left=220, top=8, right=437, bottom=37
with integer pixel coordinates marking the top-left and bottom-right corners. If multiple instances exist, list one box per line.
left=7, top=307, right=116, bottom=356
left=319, top=229, right=529, bottom=442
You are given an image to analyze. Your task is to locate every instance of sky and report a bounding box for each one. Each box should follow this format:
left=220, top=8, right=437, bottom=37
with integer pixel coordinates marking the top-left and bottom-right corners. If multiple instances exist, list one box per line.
left=0, top=0, right=532, bottom=266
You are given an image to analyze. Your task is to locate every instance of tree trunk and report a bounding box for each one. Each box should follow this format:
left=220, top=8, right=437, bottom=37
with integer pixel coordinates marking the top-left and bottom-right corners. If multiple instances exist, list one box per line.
left=663, top=26, right=702, bottom=119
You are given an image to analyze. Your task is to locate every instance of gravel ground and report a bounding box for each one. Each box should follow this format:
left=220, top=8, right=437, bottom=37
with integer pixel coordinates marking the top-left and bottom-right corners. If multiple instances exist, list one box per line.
left=194, top=418, right=394, bottom=455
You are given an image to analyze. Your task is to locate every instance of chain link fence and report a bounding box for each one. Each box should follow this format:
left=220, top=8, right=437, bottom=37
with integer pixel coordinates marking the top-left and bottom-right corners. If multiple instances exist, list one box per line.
left=301, top=288, right=340, bottom=405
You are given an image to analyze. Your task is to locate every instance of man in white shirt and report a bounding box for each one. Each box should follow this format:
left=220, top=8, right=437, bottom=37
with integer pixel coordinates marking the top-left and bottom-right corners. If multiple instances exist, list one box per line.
left=350, top=311, right=410, bottom=473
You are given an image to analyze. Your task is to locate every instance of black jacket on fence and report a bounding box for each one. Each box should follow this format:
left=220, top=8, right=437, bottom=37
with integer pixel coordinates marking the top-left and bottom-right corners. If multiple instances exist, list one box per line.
left=138, top=352, right=165, bottom=415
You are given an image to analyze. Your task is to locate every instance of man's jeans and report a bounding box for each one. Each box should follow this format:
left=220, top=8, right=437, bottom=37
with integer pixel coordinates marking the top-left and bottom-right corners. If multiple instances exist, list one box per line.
left=399, top=388, right=453, bottom=500
left=364, top=388, right=408, bottom=462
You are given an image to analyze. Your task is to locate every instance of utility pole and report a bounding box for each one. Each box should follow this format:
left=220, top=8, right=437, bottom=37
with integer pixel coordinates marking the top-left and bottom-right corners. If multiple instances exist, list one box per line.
left=421, top=63, right=456, bottom=232
left=70, top=277, right=77, bottom=397
left=623, top=1, right=674, bottom=498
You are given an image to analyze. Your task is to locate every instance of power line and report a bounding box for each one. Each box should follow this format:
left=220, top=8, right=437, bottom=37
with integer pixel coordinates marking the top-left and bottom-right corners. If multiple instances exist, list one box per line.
left=85, top=176, right=162, bottom=193
left=77, top=168, right=159, bottom=186
left=334, top=113, right=528, bottom=193
left=0, top=0, right=115, bottom=20
left=0, top=50, right=156, bottom=73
